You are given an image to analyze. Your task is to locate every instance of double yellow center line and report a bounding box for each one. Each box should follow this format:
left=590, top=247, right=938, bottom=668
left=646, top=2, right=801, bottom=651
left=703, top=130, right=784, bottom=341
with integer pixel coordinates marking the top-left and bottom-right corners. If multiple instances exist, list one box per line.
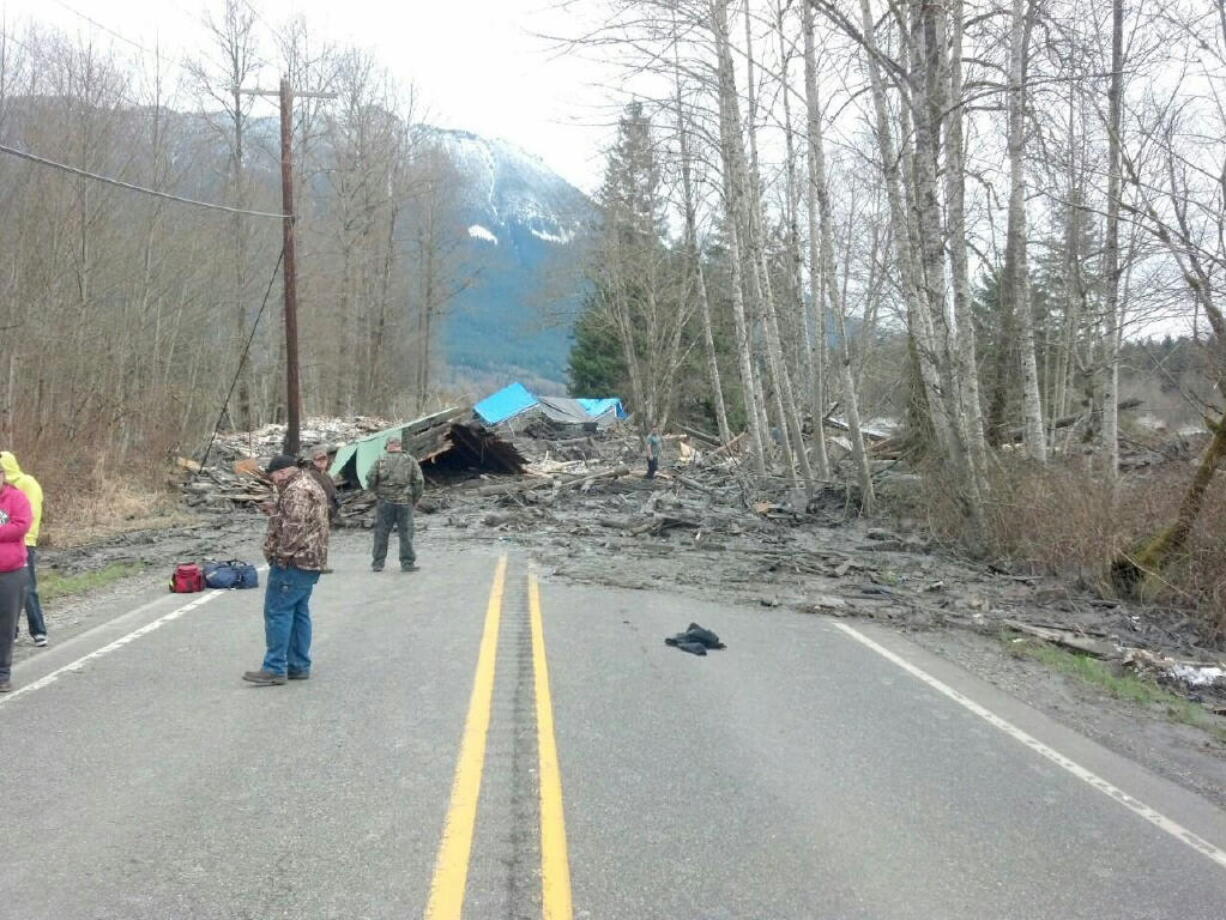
left=424, top=555, right=573, bottom=920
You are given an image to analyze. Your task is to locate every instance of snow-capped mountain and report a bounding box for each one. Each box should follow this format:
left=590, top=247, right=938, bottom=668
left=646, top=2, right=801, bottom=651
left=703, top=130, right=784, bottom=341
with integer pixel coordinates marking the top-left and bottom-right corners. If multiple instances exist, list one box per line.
left=5, top=93, right=594, bottom=385
left=431, top=127, right=589, bottom=248
left=424, top=127, right=594, bottom=383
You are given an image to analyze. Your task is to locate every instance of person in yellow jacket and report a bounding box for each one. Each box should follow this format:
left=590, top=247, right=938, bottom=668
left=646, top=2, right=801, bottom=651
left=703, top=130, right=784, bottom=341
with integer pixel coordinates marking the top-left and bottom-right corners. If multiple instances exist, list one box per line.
left=0, top=452, right=45, bottom=646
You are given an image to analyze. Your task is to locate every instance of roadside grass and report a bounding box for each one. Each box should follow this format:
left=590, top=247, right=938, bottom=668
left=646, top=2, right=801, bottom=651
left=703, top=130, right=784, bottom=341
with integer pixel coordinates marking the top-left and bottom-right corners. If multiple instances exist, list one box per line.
left=1003, top=634, right=1226, bottom=744
left=40, top=562, right=147, bottom=603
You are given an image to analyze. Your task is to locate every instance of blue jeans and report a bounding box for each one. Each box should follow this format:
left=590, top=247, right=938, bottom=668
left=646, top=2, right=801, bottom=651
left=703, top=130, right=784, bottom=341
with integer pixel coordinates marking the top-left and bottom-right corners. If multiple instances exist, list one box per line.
left=261, top=565, right=320, bottom=676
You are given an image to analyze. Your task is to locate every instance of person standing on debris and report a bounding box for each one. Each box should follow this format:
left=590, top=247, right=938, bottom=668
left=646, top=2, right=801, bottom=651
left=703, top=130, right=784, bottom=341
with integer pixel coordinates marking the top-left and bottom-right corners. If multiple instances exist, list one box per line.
left=242, top=454, right=330, bottom=686
left=368, top=437, right=424, bottom=573
left=645, top=427, right=664, bottom=480
left=0, top=463, right=32, bottom=692
left=1, top=452, right=46, bottom=647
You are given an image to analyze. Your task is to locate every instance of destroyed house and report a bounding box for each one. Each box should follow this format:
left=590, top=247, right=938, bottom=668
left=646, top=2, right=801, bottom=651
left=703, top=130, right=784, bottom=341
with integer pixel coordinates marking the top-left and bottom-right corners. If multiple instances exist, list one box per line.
left=329, top=407, right=525, bottom=487
left=474, top=383, right=626, bottom=436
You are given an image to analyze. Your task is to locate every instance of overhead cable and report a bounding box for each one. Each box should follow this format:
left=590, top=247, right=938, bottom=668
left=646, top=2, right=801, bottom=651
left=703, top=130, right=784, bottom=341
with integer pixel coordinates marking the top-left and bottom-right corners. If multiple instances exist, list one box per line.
left=197, top=245, right=288, bottom=474
left=50, top=0, right=162, bottom=57
left=0, top=142, right=287, bottom=220
left=47, top=0, right=198, bottom=86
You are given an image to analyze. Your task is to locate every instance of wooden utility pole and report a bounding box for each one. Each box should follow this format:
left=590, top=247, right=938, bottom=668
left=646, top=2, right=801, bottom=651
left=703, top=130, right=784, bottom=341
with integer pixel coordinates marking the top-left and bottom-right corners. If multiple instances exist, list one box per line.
left=237, top=77, right=335, bottom=455
left=277, top=77, right=302, bottom=455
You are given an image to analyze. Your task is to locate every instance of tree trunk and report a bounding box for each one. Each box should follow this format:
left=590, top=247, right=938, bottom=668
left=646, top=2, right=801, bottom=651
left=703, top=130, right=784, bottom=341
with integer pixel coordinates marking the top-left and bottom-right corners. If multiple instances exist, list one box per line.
left=738, top=4, right=812, bottom=487
left=943, top=0, right=990, bottom=483
left=1004, top=0, right=1045, bottom=462
left=777, top=1, right=814, bottom=404
left=802, top=2, right=832, bottom=480
left=910, top=0, right=984, bottom=514
left=855, top=0, right=953, bottom=461
left=1113, top=416, right=1226, bottom=596
left=1101, top=0, right=1124, bottom=478
left=711, top=0, right=767, bottom=474
left=804, top=1, right=870, bottom=505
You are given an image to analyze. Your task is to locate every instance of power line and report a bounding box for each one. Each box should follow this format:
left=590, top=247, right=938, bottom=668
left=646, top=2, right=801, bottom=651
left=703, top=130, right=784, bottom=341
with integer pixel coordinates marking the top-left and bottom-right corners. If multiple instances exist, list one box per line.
left=47, top=0, right=195, bottom=83
left=0, top=26, right=32, bottom=55
left=49, top=0, right=157, bottom=57
left=0, top=141, right=288, bottom=219
left=198, top=245, right=288, bottom=473
left=0, top=26, right=150, bottom=112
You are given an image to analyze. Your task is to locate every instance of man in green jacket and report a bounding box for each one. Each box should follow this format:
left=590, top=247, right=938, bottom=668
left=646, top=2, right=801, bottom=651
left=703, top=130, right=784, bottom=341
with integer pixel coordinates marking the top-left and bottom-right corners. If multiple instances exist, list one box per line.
left=1, top=452, right=45, bottom=646
left=368, top=437, right=424, bottom=573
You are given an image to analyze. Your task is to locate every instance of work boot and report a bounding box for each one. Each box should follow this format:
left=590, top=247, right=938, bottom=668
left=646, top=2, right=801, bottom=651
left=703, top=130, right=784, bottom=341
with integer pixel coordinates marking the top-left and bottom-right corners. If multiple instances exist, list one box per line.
left=372, top=565, right=384, bottom=573
left=287, top=671, right=310, bottom=681
left=242, top=670, right=286, bottom=686
left=401, top=564, right=419, bottom=572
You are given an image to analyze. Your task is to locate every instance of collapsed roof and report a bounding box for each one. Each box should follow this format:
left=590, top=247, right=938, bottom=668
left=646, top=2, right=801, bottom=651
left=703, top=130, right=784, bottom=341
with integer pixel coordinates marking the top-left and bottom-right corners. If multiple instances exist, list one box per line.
left=474, top=383, right=626, bottom=428
left=329, top=407, right=525, bottom=487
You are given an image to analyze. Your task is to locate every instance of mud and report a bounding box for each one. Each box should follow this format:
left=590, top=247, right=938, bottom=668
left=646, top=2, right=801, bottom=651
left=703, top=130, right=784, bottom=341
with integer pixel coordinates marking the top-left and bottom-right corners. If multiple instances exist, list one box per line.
left=24, top=425, right=1226, bottom=809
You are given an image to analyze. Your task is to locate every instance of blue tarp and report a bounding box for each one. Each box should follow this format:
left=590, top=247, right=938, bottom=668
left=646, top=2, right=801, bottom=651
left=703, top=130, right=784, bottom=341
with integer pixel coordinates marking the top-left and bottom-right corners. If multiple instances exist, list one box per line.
left=475, top=383, right=626, bottom=426
left=576, top=398, right=626, bottom=419
left=474, top=382, right=540, bottom=425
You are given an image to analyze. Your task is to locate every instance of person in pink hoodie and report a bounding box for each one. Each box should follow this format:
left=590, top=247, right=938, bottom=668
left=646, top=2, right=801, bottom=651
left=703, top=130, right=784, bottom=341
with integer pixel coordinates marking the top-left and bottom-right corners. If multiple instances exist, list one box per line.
left=0, top=463, right=32, bottom=692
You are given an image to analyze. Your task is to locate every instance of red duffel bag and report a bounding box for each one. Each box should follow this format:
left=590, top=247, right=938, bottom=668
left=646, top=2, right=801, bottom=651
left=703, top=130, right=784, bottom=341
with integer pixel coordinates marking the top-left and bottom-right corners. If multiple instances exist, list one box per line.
left=169, top=563, right=205, bottom=593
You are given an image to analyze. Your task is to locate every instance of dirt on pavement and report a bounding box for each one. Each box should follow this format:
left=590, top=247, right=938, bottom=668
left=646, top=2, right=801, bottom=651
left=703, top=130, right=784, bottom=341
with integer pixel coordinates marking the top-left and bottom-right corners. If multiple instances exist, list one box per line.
left=24, top=419, right=1226, bottom=809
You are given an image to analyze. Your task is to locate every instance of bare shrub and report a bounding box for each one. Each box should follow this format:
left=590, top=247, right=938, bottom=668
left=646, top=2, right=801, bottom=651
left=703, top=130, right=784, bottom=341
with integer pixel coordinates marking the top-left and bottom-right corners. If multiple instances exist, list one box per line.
left=912, top=456, right=1226, bottom=639
left=7, top=441, right=180, bottom=549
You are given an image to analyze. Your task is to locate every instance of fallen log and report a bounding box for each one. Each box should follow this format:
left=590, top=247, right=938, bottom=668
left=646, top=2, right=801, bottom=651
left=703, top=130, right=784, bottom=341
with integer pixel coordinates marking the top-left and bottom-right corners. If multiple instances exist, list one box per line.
left=1001, top=398, right=1142, bottom=444
left=674, top=474, right=720, bottom=496
left=631, top=514, right=703, bottom=536
left=559, top=465, right=630, bottom=491
left=677, top=423, right=721, bottom=447
left=710, top=432, right=748, bottom=457
left=597, top=512, right=702, bottom=536
left=471, top=476, right=554, bottom=497
left=1002, top=620, right=1121, bottom=658
left=471, top=465, right=630, bottom=497
left=823, top=417, right=890, bottom=441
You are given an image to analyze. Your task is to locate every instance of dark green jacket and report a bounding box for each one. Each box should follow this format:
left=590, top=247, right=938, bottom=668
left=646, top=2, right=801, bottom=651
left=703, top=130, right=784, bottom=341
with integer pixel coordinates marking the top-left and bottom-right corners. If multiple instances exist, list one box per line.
left=369, top=451, right=424, bottom=504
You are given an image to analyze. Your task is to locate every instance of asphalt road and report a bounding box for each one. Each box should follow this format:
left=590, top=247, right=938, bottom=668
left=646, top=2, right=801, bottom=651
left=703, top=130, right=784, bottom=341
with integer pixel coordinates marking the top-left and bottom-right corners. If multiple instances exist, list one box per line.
left=3, top=538, right=1226, bottom=919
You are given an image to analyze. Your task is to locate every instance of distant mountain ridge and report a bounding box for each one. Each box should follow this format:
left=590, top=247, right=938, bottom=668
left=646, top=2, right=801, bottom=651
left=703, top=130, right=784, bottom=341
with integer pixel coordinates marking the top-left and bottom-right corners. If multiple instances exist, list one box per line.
left=423, top=126, right=594, bottom=383
left=0, top=96, right=592, bottom=386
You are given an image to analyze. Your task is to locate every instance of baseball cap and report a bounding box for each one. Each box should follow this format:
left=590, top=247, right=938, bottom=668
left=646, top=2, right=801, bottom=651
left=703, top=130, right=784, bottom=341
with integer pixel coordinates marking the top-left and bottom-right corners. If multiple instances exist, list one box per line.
left=264, top=454, right=298, bottom=475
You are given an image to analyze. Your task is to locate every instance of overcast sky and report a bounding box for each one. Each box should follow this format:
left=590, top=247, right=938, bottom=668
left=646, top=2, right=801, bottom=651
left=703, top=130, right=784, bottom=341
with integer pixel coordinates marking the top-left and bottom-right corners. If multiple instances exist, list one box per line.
left=1, top=0, right=615, bottom=192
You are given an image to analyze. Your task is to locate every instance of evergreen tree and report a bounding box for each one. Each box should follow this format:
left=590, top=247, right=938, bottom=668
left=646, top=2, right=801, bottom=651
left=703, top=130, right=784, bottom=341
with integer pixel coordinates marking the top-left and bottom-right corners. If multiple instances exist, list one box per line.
left=575, top=101, right=691, bottom=428
left=568, top=288, right=628, bottom=396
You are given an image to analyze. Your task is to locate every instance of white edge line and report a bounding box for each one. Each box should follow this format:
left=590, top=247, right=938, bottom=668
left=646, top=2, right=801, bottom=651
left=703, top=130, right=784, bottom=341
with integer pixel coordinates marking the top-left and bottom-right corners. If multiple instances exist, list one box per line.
left=833, top=621, right=1226, bottom=872
left=2, top=565, right=270, bottom=709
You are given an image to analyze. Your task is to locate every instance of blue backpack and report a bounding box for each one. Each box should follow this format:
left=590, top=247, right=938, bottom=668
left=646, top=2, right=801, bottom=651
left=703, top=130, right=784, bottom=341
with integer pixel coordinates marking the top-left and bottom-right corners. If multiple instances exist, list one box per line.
left=203, top=560, right=260, bottom=590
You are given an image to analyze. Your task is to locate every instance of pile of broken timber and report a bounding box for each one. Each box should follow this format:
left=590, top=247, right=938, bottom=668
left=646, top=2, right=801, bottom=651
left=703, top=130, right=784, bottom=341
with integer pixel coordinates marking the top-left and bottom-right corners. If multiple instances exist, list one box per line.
left=180, top=410, right=527, bottom=514
left=470, top=465, right=630, bottom=498
left=177, top=456, right=272, bottom=510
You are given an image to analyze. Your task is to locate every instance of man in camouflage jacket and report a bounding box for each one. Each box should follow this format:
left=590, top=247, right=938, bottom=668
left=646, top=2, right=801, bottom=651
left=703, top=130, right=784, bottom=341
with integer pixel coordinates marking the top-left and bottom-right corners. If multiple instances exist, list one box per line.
left=243, top=454, right=331, bottom=686
left=368, top=437, right=424, bottom=572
